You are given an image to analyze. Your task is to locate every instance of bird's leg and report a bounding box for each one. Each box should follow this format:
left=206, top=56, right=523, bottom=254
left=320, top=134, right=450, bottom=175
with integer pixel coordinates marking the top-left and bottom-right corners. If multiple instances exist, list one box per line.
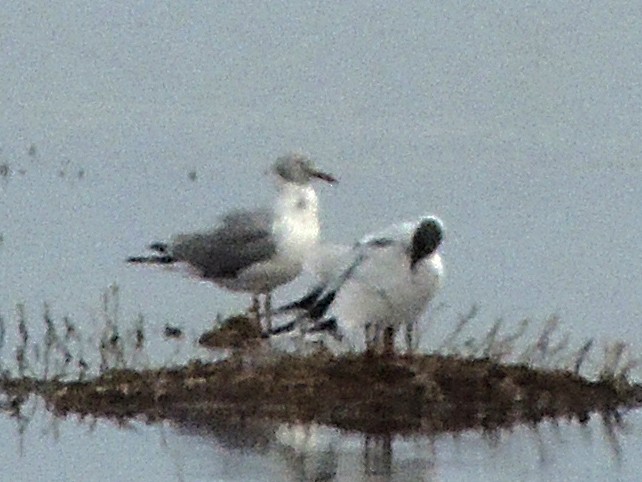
left=373, top=321, right=385, bottom=354
left=382, top=325, right=395, bottom=358
left=405, top=320, right=414, bottom=355
left=364, top=322, right=376, bottom=357
left=263, top=293, right=272, bottom=333
left=249, top=295, right=261, bottom=328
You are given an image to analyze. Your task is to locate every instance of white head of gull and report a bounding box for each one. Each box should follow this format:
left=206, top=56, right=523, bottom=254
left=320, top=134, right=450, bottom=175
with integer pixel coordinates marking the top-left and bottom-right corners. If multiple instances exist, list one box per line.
left=127, top=153, right=337, bottom=331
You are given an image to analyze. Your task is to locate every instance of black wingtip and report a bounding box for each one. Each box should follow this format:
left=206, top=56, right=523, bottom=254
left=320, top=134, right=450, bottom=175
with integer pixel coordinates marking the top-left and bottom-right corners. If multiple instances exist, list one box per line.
left=310, top=317, right=343, bottom=341
left=309, top=289, right=338, bottom=320
left=126, top=256, right=147, bottom=263
left=275, top=285, right=325, bottom=314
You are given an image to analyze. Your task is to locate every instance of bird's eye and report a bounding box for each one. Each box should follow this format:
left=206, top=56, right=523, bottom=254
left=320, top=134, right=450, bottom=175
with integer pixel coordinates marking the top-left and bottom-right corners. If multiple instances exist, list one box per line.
left=296, top=198, right=307, bottom=209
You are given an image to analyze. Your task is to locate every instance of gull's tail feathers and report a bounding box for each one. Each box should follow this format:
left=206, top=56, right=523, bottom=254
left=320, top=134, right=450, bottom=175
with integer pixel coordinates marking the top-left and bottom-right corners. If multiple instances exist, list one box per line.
left=127, top=240, right=174, bottom=264
left=126, top=254, right=175, bottom=264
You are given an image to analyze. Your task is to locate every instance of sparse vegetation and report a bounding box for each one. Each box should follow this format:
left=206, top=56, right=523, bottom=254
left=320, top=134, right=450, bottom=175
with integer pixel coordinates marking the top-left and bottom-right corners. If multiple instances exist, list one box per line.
left=0, top=142, right=87, bottom=183
left=199, top=315, right=263, bottom=349
left=0, top=162, right=10, bottom=179
left=0, top=291, right=640, bottom=436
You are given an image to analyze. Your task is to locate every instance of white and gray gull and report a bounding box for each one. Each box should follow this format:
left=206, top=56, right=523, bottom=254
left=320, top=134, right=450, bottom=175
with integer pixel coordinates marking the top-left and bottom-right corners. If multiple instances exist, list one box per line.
left=127, top=153, right=337, bottom=331
left=269, top=215, right=444, bottom=355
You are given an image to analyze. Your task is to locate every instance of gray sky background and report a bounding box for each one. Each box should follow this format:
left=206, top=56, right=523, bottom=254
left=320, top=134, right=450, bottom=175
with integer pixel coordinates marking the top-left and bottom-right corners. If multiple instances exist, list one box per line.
left=1, top=3, right=642, bottom=481
left=2, top=1, right=641, bottom=348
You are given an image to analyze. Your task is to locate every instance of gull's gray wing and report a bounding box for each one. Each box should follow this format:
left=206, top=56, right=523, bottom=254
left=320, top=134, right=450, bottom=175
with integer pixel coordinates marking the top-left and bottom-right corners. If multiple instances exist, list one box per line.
left=171, top=208, right=277, bottom=279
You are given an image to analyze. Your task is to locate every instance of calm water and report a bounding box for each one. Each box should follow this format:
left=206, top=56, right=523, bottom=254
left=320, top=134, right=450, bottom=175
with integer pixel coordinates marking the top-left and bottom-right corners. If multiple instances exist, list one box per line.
left=1, top=2, right=641, bottom=480
left=0, top=401, right=640, bottom=482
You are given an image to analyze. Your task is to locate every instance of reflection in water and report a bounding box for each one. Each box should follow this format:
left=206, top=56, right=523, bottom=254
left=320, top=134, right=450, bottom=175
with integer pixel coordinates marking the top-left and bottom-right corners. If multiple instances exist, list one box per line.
left=173, top=416, right=439, bottom=481
left=1, top=399, right=640, bottom=481
left=167, top=408, right=638, bottom=481
left=170, top=410, right=274, bottom=454
left=0, top=394, right=38, bottom=458
left=166, top=409, right=438, bottom=481
left=363, top=434, right=392, bottom=478
left=269, top=424, right=439, bottom=481
left=601, top=411, right=627, bottom=465
left=275, top=423, right=340, bottom=481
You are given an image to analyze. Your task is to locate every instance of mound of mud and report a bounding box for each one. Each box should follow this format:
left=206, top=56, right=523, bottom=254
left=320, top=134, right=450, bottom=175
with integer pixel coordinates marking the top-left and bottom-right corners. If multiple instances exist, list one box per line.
left=18, top=352, right=642, bottom=434
left=198, top=314, right=263, bottom=349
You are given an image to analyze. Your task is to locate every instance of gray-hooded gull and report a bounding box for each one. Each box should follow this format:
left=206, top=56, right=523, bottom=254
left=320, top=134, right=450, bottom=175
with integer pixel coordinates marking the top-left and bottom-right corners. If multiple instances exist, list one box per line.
left=127, top=153, right=337, bottom=331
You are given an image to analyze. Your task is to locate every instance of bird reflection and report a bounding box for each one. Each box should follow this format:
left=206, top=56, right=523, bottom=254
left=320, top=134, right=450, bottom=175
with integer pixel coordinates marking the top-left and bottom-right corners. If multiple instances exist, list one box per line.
left=274, top=423, right=436, bottom=481
left=274, top=423, right=339, bottom=481
left=363, top=434, right=393, bottom=478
